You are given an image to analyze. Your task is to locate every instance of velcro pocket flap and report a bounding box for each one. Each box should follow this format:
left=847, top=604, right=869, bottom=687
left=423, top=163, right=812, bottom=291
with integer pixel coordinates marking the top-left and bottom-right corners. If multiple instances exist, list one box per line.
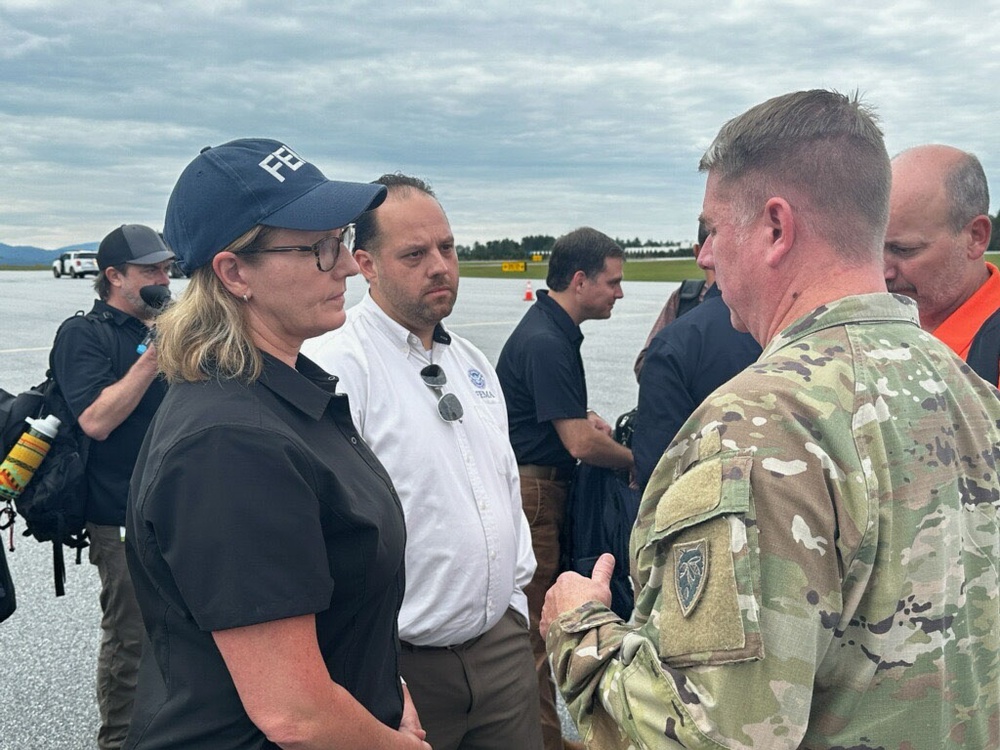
left=653, top=453, right=752, bottom=536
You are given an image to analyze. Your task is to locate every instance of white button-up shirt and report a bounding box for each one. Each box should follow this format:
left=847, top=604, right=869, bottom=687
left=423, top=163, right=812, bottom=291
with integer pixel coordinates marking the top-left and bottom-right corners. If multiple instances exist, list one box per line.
left=303, top=294, right=535, bottom=646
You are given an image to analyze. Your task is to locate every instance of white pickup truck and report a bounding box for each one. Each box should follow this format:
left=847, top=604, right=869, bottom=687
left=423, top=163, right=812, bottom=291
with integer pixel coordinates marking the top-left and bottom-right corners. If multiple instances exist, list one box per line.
left=52, top=250, right=100, bottom=278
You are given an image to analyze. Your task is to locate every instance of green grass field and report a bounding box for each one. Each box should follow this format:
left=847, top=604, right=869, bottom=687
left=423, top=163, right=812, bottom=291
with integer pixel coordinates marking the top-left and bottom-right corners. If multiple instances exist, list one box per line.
left=463, top=252, right=1000, bottom=283
left=459, top=257, right=703, bottom=282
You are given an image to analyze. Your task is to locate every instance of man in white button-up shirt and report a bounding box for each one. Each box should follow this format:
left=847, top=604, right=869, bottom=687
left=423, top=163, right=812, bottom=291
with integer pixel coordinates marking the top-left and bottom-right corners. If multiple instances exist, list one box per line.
left=304, top=174, right=541, bottom=750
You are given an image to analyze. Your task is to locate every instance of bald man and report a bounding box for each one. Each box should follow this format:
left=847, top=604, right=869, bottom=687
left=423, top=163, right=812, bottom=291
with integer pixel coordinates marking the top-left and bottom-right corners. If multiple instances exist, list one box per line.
left=885, top=144, right=997, bottom=382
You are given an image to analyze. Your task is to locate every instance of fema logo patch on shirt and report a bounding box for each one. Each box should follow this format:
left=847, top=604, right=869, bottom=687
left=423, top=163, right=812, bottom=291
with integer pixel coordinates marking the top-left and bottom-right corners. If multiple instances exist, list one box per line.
left=468, top=368, right=486, bottom=389
left=467, top=368, right=498, bottom=402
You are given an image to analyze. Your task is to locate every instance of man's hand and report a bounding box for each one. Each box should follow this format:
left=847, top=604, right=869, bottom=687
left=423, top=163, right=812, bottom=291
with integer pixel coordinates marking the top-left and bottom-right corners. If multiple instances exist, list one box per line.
left=399, top=683, right=427, bottom=744
left=541, top=553, right=615, bottom=639
left=587, top=409, right=613, bottom=437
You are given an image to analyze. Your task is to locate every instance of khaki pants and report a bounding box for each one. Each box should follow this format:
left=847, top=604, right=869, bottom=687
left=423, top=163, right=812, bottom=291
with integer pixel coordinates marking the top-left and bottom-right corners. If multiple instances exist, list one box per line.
left=87, top=523, right=143, bottom=750
left=520, top=475, right=570, bottom=750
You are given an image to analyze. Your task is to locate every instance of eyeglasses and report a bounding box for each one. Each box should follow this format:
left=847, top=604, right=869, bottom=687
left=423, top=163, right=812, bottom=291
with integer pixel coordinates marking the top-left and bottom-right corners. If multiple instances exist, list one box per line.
left=420, top=364, right=464, bottom=422
left=236, top=224, right=355, bottom=272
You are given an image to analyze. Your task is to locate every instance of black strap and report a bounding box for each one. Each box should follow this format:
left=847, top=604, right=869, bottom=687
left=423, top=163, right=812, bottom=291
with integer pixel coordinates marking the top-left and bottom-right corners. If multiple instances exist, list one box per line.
left=676, top=279, right=707, bottom=319
left=53, top=541, right=65, bottom=597
left=84, top=310, right=121, bottom=372
left=47, top=309, right=121, bottom=377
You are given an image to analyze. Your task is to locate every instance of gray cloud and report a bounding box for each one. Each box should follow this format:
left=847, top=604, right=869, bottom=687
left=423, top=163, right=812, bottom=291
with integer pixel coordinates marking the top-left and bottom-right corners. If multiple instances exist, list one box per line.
left=1, top=0, right=998, bottom=248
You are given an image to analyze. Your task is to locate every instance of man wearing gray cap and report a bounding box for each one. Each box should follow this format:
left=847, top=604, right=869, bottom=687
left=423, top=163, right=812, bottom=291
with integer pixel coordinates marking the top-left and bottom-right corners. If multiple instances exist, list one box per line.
left=50, top=224, right=174, bottom=750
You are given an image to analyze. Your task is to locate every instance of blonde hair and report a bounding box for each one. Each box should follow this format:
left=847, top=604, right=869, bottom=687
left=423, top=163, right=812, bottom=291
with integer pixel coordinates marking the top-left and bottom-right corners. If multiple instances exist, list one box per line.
left=156, top=226, right=268, bottom=384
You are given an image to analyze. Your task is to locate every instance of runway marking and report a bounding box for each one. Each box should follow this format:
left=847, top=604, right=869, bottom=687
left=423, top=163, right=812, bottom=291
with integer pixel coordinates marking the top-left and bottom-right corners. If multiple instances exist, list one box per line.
left=0, top=346, right=50, bottom=354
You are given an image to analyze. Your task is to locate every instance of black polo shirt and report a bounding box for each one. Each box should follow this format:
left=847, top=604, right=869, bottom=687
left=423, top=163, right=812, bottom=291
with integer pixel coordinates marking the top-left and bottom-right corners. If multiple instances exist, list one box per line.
left=51, top=299, right=167, bottom=526
left=497, top=289, right=588, bottom=470
left=125, top=353, right=406, bottom=749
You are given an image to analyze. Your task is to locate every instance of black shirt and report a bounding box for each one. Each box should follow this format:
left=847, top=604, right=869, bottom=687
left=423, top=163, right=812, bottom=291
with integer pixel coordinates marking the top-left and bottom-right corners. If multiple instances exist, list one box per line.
left=51, top=300, right=167, bottom=525
left=497, top=290, right=587, bottom=470
left=633, top=284, right=761, bottom=489
left=967, top=305, right=1000, bottom=385
left=124, top=353, right=406, bottom=749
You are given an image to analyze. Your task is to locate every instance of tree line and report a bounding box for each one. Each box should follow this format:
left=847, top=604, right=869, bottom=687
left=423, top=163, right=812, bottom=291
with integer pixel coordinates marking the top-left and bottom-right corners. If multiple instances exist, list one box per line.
left=458, top=212, right=1000, bottom=261
left=457, top=235, right=696, bottom=261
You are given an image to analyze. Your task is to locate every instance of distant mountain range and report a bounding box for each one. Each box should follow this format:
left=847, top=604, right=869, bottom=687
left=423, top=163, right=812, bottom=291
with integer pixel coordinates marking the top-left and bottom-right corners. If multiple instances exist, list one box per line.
left=0, top=241, right=100, bottom=266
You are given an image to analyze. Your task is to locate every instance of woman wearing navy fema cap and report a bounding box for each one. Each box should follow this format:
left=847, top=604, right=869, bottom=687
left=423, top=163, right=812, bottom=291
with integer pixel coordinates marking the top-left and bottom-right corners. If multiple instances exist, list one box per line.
left=124, top=139, right=428, bottom=749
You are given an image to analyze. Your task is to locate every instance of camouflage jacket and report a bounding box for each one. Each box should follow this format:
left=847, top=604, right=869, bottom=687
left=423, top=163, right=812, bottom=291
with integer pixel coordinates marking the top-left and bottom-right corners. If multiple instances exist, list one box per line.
left=547, top=294, right=1000, bottom=749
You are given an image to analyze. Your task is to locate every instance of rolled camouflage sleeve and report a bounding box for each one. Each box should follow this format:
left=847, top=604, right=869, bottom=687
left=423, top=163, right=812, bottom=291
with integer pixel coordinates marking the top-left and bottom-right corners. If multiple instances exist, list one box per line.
left=546, top=596, right=745, bottom=749
left=545, top=602, right=629, bottom=744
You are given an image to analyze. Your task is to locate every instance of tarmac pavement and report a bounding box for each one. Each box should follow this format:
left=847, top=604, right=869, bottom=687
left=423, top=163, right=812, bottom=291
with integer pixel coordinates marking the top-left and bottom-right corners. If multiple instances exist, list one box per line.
left=0, top=270, right=676, bottom=749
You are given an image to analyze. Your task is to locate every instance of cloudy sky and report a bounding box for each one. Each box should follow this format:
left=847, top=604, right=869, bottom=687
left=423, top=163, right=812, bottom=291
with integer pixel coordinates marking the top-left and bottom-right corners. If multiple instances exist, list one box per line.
left=3, top=0, right=998, bottom=250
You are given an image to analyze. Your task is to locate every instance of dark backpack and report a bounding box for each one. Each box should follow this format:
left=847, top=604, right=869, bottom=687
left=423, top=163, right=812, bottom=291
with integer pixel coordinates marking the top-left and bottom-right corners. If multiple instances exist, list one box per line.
left=0, top=310, right=115, bottom=596
left=561, top=411, right=642, bottom=620
left=562, top=464, right=641, bottom=620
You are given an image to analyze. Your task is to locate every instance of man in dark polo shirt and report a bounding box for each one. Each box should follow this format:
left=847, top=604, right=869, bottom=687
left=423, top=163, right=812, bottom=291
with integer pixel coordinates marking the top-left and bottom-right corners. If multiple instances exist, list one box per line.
left=496, top=226, right=633, bottom=750
left=633, top=278, right=762, bottom=491
left=50, top=224, right=173, bottom=750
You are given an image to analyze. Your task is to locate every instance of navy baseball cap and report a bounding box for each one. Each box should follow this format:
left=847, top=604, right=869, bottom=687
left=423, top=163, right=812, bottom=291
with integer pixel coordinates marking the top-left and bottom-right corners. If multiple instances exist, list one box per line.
left=164, top=138, right=387, bottom=273
left=98, top=224, right=175, bottom=271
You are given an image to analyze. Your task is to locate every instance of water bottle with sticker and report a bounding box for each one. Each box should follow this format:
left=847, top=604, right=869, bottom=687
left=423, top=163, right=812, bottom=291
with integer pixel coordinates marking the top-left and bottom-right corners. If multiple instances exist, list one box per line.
left=0, top=415, right=62, bottom=502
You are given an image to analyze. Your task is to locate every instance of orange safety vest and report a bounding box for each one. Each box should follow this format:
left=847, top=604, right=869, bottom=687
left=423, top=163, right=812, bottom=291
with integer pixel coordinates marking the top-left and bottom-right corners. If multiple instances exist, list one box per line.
left=933, top=263, right=1000, bottom=385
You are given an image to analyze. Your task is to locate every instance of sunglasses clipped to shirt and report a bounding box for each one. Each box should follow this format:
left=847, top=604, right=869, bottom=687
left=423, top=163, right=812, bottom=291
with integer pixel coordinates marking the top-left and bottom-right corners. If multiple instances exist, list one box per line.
left=420, top=364, right=464, bottom=422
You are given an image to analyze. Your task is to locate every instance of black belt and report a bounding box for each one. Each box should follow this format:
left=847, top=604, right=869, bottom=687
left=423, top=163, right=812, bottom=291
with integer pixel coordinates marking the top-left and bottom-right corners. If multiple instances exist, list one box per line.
left=518, top=464, right=573, bottom=482
left=401, top=636, right=479, bottom=653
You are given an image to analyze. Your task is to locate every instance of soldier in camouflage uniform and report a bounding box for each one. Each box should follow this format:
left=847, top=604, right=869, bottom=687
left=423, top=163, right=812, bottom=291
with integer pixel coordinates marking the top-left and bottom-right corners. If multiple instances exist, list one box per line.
left=540, top=89, right=1000, bottom=749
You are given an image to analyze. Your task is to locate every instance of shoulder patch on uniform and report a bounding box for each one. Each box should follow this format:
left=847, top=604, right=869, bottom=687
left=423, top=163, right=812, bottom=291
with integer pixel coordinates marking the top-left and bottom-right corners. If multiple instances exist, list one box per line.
left=675, top=539, right=709, bottom=616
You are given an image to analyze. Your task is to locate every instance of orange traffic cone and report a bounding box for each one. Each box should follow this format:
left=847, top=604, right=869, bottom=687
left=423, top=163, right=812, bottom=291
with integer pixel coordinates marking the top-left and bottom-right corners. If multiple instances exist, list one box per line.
left=523, top=281, right=534, bottom=302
